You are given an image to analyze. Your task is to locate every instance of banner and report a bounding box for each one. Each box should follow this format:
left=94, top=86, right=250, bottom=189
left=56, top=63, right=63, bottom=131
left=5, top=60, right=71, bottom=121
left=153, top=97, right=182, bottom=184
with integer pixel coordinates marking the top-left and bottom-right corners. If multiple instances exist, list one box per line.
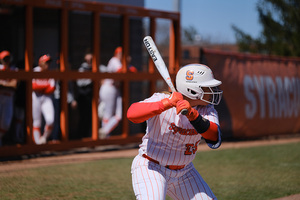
left=201, top=49, right=300, bottom=138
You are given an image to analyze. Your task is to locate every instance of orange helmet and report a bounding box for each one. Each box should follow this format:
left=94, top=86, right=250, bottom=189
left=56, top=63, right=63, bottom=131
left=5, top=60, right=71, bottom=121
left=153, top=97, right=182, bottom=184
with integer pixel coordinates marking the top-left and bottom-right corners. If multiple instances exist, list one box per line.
left=0, top=50, right=10, bottom=60
left=39, top=54, right=51, bottom=65
left=114, top=47, right=122, bottom=56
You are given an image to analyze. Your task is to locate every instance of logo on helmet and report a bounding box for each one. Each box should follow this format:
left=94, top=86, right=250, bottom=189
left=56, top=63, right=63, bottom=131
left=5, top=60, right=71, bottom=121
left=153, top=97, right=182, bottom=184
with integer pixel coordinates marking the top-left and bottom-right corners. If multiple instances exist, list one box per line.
left=196, top=70, right=205, bottom=76
left=185, top=70, right=194, bottom=80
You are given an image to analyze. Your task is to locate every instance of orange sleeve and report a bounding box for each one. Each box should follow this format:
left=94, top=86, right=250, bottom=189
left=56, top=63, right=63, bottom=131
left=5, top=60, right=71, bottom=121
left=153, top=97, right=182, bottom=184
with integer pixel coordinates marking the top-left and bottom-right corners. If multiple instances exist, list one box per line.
left=32, top=79, right=55, bottom=94
left=200, top=121, right=218, bottom=141
left=32, top=81, right=46, bottom=92
left=127, top=101, right=165, bottom=123
left=44, top=84, right=55, bottom=94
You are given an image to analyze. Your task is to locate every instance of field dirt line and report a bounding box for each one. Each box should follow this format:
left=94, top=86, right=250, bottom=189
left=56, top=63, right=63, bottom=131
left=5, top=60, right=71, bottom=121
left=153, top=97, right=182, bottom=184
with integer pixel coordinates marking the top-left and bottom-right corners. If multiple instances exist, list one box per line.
left=0, top=136, right=300, bottom=173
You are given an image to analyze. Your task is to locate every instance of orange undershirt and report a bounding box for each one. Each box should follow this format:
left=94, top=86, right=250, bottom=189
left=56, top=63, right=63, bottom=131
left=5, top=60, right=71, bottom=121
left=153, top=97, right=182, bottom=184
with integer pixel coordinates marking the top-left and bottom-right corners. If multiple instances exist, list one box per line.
left=127, top=101, right=218, bottom=142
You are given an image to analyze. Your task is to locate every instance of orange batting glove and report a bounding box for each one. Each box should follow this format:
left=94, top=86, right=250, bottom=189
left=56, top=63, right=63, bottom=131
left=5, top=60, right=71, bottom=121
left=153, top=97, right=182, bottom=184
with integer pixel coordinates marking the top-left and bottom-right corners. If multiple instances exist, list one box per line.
left=161, top=92, right=183, bottom=111
left=176, top=100, right=199, bottom=121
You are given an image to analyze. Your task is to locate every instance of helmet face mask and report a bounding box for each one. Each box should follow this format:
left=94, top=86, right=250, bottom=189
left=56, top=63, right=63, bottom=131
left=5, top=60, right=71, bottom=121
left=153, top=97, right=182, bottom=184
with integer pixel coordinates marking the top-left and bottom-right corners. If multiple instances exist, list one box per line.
left=200, top=86, right=223, bottom=105
left=176, top=64, right=223, bottom=105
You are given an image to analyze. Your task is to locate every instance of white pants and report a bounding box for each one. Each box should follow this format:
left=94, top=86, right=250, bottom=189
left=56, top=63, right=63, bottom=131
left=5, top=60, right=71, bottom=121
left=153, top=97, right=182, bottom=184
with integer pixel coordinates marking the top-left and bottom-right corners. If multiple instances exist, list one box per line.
left=32, top=92, right=54, bottom=128
left=131, top=154, right=217, bottom=200
left=99, top=82, right=122, bottom=135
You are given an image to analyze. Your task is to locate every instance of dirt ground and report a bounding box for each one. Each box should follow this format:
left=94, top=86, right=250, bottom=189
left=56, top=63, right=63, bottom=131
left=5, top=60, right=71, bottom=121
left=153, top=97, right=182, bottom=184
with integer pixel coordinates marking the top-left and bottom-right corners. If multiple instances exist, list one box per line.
left=1, top=136, right=300, bottom=200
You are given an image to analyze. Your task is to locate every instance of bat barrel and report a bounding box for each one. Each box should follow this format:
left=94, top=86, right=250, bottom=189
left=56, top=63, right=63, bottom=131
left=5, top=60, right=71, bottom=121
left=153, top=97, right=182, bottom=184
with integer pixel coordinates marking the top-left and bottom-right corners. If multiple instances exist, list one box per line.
left=143, top=35, right=187, bottom=116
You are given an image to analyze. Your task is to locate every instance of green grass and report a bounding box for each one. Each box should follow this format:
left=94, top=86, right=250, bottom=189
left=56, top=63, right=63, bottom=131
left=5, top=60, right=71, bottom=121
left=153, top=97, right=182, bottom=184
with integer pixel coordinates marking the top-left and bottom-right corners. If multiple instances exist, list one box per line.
left=195, top=143, right=300, bottom=200
left=1, top=142, right=299, bottom=200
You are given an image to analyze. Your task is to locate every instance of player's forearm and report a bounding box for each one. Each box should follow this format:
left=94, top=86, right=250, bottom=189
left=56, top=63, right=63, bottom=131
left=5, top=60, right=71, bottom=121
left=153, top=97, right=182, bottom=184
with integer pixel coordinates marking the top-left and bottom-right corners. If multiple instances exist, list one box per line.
left=0, top=79, right=17, bottom=88
left=176, top=100, right=218, bottom=141
left=32, top=79, right=55, bottom=93
left=190, top=116, right=218, bottom=141
left=127, top=101, right=165, bottom=123
left=32, top=83, right=47, bottom=91
left=44, top=84, right=55, bottom=94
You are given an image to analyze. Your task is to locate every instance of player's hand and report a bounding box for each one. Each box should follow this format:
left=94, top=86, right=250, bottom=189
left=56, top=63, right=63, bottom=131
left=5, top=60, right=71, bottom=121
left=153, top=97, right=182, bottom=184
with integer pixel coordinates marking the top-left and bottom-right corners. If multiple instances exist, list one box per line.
left=176, top=100, right=199, bottom=121
left=169, top=92, right=183, bottom=106
left=161, top=92, right=183, bottom=110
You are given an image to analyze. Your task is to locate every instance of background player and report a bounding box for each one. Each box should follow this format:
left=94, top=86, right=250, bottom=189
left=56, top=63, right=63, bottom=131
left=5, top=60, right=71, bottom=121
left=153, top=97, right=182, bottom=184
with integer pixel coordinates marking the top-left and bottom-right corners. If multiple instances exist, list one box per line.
left=99, top=47, right=137, bottom=139
left=127, top=64, right=223, bottom=200
left=0, top=50, right=17, bottom=146
left=99, top=47, right=123, bottom=139
left=32, top=54, right=55, bottom=144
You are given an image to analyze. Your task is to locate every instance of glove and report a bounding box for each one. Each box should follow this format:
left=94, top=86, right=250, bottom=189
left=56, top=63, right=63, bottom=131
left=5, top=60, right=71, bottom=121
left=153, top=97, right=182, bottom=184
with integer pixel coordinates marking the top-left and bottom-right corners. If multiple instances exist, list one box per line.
left=176, top=100, right=199, bottom=121
left=161, top=92, right=183, bottom=111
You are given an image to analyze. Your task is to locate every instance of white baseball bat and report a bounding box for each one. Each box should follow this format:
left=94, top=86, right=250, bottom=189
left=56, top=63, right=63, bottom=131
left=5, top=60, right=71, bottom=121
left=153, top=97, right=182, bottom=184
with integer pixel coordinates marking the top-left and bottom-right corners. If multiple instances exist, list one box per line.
left=143, top=36, right=188, bottom=115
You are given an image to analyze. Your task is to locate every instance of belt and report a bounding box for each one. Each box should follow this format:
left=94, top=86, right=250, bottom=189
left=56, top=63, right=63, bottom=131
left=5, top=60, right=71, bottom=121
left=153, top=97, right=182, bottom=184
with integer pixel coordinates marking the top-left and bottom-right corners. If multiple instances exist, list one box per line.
left=142, top=154, right=185, bottom=170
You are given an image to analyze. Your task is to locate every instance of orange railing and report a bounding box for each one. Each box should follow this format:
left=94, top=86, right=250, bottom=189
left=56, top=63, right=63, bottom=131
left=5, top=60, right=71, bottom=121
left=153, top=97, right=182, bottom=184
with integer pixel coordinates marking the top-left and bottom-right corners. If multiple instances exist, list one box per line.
left=0, top=0, right=181, bottom=157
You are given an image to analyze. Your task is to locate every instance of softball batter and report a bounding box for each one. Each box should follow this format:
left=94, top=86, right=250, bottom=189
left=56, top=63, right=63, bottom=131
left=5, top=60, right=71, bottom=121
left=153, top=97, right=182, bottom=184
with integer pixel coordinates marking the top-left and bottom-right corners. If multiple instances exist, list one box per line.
left=32, top=54, right=55, bottom=144
left=127, top=64, right=223, bottom=200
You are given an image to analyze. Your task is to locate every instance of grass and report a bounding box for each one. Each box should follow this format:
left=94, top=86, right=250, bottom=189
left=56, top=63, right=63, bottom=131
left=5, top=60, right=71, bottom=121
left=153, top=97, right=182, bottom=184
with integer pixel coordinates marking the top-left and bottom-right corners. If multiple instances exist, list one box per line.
left=195, top=143, right=300, bottom=200
left=0, top=142, right=299, bottom=200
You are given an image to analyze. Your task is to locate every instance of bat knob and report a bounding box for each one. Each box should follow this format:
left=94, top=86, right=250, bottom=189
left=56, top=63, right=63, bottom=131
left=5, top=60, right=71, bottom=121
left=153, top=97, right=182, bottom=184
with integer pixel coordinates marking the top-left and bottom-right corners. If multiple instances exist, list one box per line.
left=181, top=109, right=188, bottom=115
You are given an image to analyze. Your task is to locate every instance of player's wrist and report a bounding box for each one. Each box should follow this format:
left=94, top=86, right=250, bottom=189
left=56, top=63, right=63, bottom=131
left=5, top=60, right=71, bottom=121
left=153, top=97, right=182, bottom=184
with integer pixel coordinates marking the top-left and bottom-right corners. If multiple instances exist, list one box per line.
left=189, top=114, right=210, bottom=133
left=186, top=108, right=199, bottom=121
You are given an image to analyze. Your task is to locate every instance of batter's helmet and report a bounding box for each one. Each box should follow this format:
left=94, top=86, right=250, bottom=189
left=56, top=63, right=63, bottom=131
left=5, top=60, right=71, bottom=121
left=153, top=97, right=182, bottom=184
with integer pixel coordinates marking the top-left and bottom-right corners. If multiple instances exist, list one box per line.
left=176, top=64, right=223, bottom=105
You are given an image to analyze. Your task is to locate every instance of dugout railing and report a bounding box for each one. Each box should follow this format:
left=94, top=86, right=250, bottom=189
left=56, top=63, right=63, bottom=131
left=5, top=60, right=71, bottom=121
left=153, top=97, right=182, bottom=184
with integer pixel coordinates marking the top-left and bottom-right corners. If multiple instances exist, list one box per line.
left=0, top=0, right=181, bottom=157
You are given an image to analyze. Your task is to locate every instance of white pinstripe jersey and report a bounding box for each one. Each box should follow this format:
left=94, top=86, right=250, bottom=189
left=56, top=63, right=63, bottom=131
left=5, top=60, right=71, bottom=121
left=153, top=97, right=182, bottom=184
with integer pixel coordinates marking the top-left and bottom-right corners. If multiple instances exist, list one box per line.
left=138, top=92, right=220, bottom=167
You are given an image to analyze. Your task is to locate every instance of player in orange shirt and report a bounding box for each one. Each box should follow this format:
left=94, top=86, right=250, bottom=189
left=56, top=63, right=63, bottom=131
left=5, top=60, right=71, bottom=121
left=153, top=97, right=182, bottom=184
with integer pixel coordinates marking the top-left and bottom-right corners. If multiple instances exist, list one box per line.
left=32, top=54, right=55, bottom=144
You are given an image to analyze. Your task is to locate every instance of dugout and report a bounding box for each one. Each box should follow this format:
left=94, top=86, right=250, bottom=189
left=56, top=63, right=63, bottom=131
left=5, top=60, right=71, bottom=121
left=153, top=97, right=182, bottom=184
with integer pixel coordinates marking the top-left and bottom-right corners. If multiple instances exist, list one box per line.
left=0, top=0, right=181, bottom=157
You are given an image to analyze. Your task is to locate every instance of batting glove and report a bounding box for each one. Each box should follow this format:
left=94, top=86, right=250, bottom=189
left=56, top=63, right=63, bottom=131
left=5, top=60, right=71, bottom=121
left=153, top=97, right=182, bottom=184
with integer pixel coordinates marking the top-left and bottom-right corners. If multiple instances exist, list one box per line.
left=176, top=100, right=199, bottom=121
left=161, top=92, right=183, bottom=110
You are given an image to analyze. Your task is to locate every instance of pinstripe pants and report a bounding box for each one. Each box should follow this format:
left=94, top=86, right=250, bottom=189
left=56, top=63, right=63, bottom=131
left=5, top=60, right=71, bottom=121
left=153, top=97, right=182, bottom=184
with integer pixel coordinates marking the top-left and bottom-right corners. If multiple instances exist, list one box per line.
left=131, top=154, right=217, bottom=200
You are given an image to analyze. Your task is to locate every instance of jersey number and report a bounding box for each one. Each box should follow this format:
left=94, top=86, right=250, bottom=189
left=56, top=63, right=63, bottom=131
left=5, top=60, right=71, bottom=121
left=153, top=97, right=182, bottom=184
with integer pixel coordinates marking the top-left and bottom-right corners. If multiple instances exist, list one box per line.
left=184, top=140, right=200, bottom=155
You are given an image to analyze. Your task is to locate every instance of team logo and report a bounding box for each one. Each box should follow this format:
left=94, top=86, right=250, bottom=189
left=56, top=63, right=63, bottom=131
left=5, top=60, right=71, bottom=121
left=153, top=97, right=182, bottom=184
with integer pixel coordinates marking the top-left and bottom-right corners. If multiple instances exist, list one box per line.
left=169, top=123, right=197, bottom=136
left=196, top=70, right=205, bottom=76
left=143, top=38, right=157, bottom=61
left=185, top=70, right=194, bottom=80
